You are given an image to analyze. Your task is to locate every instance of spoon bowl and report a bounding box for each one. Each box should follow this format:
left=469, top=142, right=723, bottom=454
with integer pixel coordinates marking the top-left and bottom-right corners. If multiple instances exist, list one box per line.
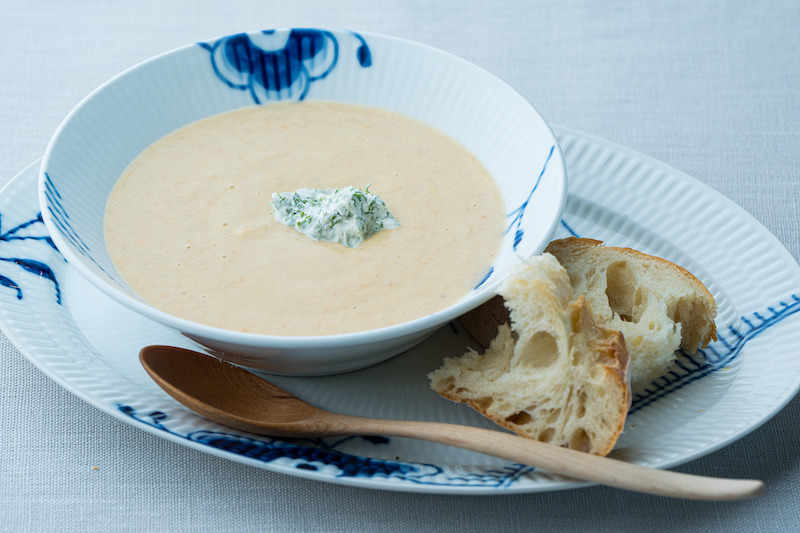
left=141, top=344, right=332, bottom=437
left=139, top=345, right=764, bottom=500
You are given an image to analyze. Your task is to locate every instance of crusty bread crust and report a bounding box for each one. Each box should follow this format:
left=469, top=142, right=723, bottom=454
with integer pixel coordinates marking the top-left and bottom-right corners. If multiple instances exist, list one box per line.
left=545, top=237, right=717, bottom=384
left=460, top=238, right=718, bottom=385
left=430, top=254, right=631, bottom=456
left=545, top=237, right=718, bottom=347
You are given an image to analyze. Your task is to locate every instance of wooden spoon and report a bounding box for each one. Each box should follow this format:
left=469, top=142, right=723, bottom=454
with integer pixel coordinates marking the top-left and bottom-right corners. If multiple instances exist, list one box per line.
left=139, top=345, right=764, bottom=500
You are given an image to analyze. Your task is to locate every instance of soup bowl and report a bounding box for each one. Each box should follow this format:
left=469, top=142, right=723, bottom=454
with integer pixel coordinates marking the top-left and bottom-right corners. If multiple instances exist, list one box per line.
left=39, top=29, right=567, bottom=375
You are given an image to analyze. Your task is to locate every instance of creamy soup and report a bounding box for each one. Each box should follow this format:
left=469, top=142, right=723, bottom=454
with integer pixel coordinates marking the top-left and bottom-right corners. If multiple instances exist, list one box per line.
left=104, top=101, right=505, bottom=335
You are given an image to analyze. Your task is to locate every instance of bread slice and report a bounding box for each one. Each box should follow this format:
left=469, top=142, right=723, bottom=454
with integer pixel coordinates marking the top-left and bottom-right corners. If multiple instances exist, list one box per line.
left=545, top=238, right=717, bottom=384
left=459, top=238, right=718, bottom=385
left=429, top=253, right=630, bottom=456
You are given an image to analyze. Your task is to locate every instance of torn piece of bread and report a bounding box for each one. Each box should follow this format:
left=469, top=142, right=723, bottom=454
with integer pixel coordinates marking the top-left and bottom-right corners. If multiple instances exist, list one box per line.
left=459, top=238, right=718, bottom=385
left=545, top=237, right=717, bottom=384
left=429, top=253, right=630, bottom=456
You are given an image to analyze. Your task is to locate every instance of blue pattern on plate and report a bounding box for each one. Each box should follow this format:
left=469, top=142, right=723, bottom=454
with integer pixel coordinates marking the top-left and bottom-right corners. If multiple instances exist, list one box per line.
left=117, top=404, right=535, bottom=488
left=631, top=294, right=800, bottom=413
left=199, top=29, right=372, bottom=104
left=559, top=219, right=580, bottom=238
left=0, top=211, right=61, bottom=303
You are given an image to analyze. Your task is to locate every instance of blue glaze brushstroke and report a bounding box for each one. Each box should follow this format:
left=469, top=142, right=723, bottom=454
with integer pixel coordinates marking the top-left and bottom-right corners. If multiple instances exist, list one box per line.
left=42, top=173, right=91, bottom=258
left=506, top=145, right=556, bottom=252
left=118, top=405, right=428, bottom=479
left=474, top=266, right=494, bottom=289
left=474, top=146, right=556, bottom=290
left=0, top=211, right=61, bottom=303
left=630, top=293, right=800, bottom=413
left=117, top=404, right=535, bottom=487
left=559, top=219, right=579, bottom=238
left=42, top=172, right=122, bottom=285
left=199, top=29, right=371, bottom=104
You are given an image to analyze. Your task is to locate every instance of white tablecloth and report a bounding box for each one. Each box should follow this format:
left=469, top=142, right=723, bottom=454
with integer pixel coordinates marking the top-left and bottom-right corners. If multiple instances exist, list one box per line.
left=2, top=1, right=799, bottom=531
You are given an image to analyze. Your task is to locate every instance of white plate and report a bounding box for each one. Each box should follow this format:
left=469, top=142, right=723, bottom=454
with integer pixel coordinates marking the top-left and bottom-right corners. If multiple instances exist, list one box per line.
left=3, top=126, right=799, bottom=494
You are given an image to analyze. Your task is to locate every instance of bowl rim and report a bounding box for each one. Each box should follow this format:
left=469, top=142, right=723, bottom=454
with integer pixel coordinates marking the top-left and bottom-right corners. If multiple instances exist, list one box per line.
left=37, top=28, right=568, bottom=347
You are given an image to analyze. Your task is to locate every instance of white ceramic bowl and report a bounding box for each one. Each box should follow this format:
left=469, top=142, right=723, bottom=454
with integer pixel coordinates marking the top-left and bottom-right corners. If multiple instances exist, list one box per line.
left=38, top=29, right=567, bottom=375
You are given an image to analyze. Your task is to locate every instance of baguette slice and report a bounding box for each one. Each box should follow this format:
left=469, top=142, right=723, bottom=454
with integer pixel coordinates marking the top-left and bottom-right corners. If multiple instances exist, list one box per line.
left=429, top=253, right=630, bottom=456
left=546, top=238, right=717, bottom=384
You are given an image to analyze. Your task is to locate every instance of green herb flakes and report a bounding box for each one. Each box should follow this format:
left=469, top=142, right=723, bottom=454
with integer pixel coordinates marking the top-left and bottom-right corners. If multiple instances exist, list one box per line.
left=271, top=186, right=400, bottom=247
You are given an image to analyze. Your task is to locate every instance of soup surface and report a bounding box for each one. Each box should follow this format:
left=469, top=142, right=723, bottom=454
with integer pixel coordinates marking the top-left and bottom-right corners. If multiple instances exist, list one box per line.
left=104, top=101, right=505, bottom=335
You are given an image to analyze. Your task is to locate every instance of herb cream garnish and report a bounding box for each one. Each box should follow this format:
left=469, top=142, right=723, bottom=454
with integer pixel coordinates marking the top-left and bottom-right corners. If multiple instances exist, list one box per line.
left=271, top=185, right=400, bottom=247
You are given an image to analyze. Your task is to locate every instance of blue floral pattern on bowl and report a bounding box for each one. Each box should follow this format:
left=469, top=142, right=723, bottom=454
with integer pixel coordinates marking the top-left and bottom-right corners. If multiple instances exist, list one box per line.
left=199, top=29, right=372, bottom=103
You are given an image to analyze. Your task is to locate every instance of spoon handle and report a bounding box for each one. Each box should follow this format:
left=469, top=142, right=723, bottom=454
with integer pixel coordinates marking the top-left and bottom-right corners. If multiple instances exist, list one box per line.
left=328, top=414, right=763, bottom=500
